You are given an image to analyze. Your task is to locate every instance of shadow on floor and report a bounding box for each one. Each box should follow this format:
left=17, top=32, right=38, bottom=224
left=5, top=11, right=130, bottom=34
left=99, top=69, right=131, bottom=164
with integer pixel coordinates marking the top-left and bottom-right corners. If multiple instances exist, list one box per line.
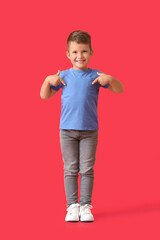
left=94, top=202, right=160, bottom=220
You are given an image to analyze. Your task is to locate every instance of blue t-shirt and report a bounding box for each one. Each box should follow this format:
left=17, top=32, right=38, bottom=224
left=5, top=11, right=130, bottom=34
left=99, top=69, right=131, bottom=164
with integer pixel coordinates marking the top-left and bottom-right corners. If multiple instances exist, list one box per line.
left=50, top=68, right=110, bottom=130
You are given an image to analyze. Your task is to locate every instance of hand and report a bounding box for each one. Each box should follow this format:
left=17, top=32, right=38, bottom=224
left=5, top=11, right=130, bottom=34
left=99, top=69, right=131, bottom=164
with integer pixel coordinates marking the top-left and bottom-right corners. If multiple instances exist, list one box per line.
left=47, top=70, right=66, bottom=86
left=92, top=72, right=112, bottom=86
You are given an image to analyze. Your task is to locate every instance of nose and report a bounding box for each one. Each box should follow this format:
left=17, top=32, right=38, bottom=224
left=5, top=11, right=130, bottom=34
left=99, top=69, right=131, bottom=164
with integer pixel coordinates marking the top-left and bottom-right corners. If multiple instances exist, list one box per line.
left=77, top=52, right=83, bottom=58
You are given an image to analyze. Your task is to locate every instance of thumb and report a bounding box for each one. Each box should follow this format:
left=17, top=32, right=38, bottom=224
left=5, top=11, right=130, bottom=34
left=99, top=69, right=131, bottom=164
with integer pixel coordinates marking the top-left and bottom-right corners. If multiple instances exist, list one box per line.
left=56, top=70, right=60, bottom=76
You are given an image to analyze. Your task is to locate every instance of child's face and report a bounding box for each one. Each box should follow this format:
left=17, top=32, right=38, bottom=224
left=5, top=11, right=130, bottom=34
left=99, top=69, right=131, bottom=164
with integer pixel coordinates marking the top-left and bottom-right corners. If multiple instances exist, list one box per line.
left=66, top=41, right=93, bottom=70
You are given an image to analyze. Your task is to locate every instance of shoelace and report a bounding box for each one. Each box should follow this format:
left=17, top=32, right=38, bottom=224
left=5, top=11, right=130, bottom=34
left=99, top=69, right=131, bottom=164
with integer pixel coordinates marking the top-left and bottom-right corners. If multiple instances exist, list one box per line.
left=80, top=204, right=93, bottom=214
left=67, top=203, right=80, bottom=214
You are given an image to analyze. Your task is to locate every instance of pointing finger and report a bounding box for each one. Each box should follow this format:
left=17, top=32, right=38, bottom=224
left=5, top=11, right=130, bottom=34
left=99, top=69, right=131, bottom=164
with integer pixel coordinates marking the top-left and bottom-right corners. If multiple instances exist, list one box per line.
left=92, top=78, right=99, bottom=85
left=97, top=72, right=103, bottom=75
left=60, top=78, right=66, bottom=85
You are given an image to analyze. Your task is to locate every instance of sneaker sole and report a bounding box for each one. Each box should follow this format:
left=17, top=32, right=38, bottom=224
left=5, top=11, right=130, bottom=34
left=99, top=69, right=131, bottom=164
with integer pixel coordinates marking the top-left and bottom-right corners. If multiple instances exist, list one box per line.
left=65, top=219, right=79, bottom=222
left=80, top=217, right=94, bottom=222
left=65, top=217, right=79, bottom=222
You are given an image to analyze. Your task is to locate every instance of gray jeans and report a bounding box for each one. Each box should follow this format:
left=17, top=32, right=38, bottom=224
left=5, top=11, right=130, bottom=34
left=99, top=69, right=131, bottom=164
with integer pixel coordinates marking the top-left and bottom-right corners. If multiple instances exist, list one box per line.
left=59, top=129, right=98, bottom=207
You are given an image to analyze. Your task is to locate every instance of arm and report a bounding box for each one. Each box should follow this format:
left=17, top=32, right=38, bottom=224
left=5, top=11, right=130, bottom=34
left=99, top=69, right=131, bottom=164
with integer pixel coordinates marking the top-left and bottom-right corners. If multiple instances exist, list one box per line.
left=40, top=77, right=57, bottom=99
left=92, top=72, right=124, bottom=94
left=107, top=76, right=124, bottom=94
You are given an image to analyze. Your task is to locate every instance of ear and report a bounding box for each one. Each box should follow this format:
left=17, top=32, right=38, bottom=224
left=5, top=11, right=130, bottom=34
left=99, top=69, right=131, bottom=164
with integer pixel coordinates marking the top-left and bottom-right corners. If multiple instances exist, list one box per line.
left=66, top=51, right=70, bottom=59
left=91, top=50, right=94, bottom=56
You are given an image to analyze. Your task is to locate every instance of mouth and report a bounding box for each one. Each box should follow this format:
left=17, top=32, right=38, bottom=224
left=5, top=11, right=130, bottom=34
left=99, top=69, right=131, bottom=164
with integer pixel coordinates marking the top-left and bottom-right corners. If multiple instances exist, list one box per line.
left=76, top=60, right=85, bottom=63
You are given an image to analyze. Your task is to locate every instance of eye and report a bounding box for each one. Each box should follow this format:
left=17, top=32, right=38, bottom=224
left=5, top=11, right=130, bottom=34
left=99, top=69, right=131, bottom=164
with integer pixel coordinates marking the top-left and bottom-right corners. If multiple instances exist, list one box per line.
left=83, top=50, right=87, bottom=52
left=73, top=51, right=77, bottom=53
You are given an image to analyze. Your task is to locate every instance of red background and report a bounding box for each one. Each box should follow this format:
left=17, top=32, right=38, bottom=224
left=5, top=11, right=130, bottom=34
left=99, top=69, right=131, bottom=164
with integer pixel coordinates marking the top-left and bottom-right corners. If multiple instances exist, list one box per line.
left=1, top=0, right=160, bottom=239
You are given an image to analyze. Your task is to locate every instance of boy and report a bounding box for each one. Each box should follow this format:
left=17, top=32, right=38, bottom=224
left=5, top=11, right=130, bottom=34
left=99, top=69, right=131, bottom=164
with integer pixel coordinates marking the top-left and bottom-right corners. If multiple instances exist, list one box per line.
left=40, top=30, right=124, bottom=222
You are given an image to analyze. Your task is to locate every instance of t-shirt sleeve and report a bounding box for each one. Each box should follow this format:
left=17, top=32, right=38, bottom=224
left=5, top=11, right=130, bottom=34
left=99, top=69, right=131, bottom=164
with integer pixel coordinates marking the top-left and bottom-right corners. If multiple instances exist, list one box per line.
left=50, top=83, right=62, bottom=91
left=96, top=69, right=110, bottom=88
left=101, top=82, right=110, bottom=88
left=50, top=72, right=63, bottom=91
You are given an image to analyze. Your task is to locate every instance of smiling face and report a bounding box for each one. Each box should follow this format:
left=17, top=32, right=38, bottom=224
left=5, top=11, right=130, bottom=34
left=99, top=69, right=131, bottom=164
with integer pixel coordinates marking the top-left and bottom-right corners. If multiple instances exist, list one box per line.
left=66, top=41, right=93, bottom=70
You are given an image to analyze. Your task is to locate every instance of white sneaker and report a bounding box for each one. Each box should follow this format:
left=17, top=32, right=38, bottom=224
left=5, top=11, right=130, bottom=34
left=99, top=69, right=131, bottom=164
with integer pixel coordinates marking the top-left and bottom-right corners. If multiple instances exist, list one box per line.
left=79, top=204, right=94, bottom=222
left=65, top=203, right=80, bottom=222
